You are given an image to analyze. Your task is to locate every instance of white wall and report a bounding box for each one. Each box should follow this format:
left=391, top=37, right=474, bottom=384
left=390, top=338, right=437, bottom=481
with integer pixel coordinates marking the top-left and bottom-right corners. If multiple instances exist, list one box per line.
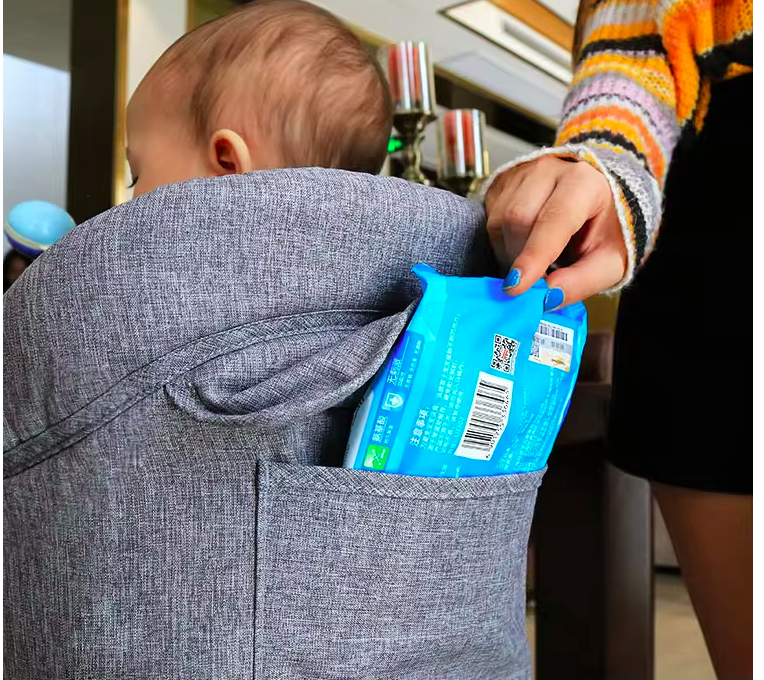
left=118, top=0, right=188, bottom=204
left=126, top=0, right=188, bottom=99
left=3, top=53, right=71, bottom=255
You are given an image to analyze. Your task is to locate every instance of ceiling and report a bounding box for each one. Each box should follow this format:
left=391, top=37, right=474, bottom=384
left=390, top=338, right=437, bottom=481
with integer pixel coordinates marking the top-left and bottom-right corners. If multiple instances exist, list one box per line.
left=3, top=0, right=72, bottom=71
left=310, top=0, right=572, bottom=125
left=304, top=0, right=573, bottom=166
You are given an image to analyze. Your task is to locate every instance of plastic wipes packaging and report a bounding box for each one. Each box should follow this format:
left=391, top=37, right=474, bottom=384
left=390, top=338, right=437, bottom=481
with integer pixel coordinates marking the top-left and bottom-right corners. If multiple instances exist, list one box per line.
left=343, top=264, right=587, bottom=477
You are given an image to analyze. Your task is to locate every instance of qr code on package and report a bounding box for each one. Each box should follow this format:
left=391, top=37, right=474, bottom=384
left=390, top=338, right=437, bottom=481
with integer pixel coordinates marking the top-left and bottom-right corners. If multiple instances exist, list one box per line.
left=492, top=335, right=520, bottom=375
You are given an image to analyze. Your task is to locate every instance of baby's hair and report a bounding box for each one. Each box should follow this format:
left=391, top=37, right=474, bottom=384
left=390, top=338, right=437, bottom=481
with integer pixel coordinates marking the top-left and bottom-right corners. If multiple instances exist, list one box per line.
left=145, top=0, right=393, bottom=174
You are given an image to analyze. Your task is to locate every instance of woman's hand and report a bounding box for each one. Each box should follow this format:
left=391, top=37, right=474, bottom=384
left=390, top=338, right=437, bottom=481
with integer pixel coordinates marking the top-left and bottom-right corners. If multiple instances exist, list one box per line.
left=484, top=155, right=627, bottom=311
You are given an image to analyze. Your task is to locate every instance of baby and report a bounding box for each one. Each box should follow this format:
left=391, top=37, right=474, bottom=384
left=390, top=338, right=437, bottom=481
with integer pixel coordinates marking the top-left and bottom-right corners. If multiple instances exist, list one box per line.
left=126, top=0, right=393, bottom=197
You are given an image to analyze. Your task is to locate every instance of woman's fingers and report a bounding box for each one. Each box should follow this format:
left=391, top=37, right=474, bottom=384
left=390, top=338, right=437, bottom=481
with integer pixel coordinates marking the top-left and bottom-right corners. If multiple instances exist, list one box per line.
left=486, top=171, right=527, bottom=269
left=487, top=168, right=556, bottom=279
left=543, top=235, right=626, bottom=310
left=484, top=156, right=627, bottom=306
left=506, top=170, right=604, bottom=296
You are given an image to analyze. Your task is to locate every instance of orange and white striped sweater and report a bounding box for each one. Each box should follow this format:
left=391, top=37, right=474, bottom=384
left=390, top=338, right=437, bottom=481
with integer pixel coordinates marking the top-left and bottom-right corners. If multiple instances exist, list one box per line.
left=484, top=0, right=752, bottom=289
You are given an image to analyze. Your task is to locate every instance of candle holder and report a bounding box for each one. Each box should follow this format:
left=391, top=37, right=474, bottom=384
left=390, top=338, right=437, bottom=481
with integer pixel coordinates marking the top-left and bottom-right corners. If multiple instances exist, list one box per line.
left=437, top=109, right=489, bottom=198
left=380, top=41, right=437, bottom=185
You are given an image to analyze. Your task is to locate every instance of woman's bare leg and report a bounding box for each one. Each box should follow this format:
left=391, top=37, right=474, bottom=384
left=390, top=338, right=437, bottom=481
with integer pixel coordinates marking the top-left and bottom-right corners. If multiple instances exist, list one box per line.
left=652, top=483, right=752, bottom=680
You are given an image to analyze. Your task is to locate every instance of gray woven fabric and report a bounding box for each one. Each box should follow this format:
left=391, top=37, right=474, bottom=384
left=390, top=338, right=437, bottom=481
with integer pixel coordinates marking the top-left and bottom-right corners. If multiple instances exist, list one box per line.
left=4, top=168, right=542, bottom=680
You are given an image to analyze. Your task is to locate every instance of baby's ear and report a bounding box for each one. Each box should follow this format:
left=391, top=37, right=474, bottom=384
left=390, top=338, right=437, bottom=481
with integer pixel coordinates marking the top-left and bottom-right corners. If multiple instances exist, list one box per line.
left=208, top=129, right=253, bottom=175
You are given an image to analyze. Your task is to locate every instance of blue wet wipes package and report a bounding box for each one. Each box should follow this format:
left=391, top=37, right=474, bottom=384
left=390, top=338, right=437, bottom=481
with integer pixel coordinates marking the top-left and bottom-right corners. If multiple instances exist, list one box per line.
left=344, top=264, right=587, bottom=477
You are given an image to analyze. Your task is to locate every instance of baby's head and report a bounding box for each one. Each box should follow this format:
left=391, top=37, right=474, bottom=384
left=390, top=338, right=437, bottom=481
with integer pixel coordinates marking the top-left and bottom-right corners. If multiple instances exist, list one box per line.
left=126, top=0, right=393, bottom=197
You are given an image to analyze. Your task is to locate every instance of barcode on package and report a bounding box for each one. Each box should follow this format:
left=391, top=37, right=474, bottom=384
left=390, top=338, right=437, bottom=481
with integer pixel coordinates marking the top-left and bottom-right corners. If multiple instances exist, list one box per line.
left=491, top=334, right=520, bottom=375
left=530, top=320, right=574, bottom=372
left=537, top=321, right=571, bottom=343
left=454, top=372, right=513, bottom=461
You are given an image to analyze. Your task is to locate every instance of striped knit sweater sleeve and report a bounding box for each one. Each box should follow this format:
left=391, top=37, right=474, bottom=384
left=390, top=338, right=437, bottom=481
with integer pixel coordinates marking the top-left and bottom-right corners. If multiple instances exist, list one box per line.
left=481, top=0, right=680, bottom=292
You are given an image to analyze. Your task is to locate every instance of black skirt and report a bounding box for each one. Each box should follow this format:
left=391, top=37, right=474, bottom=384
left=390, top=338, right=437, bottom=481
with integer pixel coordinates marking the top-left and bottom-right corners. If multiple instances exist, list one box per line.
left=608, top=74, right=752, bottom=495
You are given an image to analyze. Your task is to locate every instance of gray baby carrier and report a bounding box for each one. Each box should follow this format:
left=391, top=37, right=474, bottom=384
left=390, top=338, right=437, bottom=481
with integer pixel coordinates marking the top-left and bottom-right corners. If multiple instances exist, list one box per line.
left=4, top=169, right=543, bottom=680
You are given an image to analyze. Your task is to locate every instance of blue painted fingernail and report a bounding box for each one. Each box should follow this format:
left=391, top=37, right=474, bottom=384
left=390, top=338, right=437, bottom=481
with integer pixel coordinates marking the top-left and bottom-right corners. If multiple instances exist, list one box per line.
left=504, top=268, right=522, bottom=289
left=544, top=287, right=565, bottom=312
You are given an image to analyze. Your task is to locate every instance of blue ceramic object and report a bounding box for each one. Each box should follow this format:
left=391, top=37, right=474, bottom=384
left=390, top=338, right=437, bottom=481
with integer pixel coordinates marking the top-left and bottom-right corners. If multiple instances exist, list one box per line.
left=4, top=201, right=76, bottom=258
